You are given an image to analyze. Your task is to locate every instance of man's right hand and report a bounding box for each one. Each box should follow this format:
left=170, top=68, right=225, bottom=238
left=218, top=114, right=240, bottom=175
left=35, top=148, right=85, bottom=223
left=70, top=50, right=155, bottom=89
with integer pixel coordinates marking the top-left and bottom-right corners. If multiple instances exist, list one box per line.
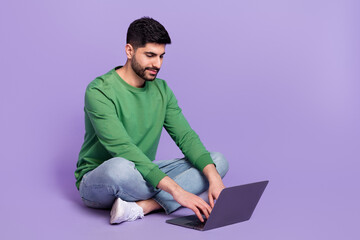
left=157, top=176, right=212, bottom=222
left=172, top=187, right=212, bottom=222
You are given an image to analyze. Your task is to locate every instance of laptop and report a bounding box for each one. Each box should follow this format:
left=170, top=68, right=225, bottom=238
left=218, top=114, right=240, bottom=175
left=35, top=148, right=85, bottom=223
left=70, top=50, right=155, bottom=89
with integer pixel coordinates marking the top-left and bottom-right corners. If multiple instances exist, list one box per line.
left=166, top=180, right=269, bottom=231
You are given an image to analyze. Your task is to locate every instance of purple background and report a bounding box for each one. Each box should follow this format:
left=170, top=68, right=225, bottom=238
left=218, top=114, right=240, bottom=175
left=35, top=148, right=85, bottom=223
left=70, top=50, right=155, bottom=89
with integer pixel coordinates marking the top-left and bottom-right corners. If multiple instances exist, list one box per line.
left=1, top=0, right=359, bottom=239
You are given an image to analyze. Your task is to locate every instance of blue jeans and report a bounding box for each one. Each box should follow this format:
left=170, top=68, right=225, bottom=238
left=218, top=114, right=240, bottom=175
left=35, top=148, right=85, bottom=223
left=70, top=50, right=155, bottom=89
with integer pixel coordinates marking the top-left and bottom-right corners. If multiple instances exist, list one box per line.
left=79, top=152, right=229, bottom=214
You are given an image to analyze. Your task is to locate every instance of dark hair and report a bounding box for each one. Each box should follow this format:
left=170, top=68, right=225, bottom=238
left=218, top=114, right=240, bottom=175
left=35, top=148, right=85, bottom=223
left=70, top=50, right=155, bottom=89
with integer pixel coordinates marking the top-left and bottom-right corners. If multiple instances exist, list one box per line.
left=126, top=17, right=171, bottom=49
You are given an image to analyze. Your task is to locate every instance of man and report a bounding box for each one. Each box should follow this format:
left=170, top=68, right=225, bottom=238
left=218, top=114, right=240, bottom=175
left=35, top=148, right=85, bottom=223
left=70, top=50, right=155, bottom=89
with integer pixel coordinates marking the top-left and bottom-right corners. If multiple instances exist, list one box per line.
left=75, top=17, right=229, bottom=225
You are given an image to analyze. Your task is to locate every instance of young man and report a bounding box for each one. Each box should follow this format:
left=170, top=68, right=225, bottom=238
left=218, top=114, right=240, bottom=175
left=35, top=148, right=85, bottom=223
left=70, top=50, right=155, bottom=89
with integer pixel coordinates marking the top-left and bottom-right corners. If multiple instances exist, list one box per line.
left=74, top=17, right=229, bottom=225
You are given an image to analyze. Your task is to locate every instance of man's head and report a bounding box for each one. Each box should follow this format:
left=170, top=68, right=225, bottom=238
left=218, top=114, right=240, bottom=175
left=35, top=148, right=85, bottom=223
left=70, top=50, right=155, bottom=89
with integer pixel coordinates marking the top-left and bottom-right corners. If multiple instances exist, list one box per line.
left=127, top=17, right=171, bottom=50
left=125, top=17, right=171, bottom=81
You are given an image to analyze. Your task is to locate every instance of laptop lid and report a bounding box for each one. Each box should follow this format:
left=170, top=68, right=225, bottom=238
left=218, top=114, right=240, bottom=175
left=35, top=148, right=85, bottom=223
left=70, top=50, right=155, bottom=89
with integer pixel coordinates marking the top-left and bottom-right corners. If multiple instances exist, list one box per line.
left=166, top=180, right=269, bottom=231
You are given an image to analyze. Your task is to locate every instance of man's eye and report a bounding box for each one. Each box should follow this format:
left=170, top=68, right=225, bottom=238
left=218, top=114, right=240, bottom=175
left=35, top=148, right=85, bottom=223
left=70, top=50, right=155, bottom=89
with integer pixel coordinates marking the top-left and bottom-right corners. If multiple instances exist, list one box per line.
left=146, top=54, right=154, bottom=57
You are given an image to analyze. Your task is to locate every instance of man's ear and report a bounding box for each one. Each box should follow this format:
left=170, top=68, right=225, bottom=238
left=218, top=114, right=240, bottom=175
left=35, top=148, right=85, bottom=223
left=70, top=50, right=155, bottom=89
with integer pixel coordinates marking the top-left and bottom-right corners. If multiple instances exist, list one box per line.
left=125, top=44, right=135, bottom=59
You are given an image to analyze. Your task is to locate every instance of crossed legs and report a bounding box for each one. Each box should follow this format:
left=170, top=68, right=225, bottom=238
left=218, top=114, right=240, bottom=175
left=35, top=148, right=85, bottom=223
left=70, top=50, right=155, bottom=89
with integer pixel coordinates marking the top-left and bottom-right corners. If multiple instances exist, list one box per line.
left=79, top=152, right=229, bottom=223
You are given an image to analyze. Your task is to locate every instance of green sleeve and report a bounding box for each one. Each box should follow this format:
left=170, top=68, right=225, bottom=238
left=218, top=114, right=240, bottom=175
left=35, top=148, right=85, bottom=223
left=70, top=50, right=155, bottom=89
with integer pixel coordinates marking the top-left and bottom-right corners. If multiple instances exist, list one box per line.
left=163, top=83, right=215, bottom=171
left=84, top=85, right=166, bottom=188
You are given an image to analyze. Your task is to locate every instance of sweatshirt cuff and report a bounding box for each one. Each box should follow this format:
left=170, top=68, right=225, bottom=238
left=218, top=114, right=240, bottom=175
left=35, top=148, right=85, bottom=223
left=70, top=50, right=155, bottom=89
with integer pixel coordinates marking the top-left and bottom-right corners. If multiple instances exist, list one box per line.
left=194, top=152, right=215, bottom=171
left=144, top=166, right=167, bottom=189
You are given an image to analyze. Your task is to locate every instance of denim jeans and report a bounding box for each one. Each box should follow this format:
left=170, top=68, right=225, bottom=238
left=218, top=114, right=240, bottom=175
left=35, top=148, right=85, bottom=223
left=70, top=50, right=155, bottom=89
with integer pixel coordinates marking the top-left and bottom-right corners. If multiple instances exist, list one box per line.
left=79, top=152, right=229, bottom=214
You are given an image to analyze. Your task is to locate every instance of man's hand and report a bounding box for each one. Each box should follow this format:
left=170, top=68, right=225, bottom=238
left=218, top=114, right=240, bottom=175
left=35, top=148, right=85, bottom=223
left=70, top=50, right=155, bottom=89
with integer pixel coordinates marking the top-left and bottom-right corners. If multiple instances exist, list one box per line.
left=203, top=164, right=225, bottom=208
left=172, top=188, right=212, bottom=222
left=157, top=176, right=212, bottom=222
left=207, top=178, right=225, bottom=208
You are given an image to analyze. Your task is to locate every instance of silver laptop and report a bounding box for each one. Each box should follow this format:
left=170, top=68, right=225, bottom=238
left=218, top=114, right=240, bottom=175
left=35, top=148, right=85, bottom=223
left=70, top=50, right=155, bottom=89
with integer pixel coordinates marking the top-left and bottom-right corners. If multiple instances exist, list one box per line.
left=166, top=180, right=269, bottom=231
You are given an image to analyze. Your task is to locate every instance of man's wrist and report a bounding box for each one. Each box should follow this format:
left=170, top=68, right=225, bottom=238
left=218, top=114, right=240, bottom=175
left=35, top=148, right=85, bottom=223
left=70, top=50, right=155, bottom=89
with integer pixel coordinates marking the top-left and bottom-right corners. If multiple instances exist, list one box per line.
left=203, top=164, right=222, bottom=183
left=157, top=176, right=183, bottom=195
left=208, top=174, right=222, bottom=184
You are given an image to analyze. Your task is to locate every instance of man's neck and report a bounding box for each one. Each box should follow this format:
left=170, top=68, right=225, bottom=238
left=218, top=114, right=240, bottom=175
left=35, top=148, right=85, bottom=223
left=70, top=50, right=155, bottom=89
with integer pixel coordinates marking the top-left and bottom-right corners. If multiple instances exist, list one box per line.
left=116, top=63, right=145, bottom=88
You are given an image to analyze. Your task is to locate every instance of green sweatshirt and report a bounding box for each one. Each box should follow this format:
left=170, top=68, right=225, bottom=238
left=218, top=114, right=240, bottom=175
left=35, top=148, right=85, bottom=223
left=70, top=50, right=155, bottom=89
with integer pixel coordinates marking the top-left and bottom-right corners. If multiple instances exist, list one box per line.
left=74, top=66, right=214, bottom=190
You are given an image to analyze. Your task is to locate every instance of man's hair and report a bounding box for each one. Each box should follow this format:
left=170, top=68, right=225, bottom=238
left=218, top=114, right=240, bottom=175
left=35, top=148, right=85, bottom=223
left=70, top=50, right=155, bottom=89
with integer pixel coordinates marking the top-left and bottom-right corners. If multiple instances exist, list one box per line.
left=126, top=17, right=171, bottom=49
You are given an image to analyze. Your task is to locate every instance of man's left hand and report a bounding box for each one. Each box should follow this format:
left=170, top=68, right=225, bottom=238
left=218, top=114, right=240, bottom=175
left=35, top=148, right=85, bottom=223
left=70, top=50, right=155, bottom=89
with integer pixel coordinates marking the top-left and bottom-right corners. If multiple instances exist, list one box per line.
left=202, top=164, right=225, bottom=208
left=208, top=178, right=225, bottom=208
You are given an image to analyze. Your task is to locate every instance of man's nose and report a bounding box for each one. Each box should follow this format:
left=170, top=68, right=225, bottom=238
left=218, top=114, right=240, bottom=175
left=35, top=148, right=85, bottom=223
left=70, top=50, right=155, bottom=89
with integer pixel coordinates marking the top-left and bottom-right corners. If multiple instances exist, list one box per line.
left=152, top=57, right=162, bottom=69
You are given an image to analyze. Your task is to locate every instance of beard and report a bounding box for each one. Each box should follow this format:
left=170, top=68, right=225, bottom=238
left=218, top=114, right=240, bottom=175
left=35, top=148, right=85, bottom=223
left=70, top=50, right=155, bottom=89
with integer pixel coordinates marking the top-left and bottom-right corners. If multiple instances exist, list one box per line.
left=131, top=55, right=160, bottom=81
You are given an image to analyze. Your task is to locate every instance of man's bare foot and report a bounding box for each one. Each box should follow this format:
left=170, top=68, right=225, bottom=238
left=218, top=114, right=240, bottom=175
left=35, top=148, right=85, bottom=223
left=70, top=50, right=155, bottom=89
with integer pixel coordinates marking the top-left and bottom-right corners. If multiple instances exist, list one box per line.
left=136, top=199, right=163, bottom=215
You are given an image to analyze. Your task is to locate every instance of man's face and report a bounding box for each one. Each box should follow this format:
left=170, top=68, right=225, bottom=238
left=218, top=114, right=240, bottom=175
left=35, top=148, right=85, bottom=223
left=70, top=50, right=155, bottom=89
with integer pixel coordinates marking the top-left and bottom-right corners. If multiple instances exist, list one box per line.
left=130, top=43, right=166, bottom=81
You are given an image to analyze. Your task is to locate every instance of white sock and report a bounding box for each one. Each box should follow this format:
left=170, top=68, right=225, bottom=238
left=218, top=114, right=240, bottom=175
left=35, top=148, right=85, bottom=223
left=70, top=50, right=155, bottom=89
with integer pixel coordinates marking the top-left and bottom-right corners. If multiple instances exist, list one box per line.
left=110, top=198, right=144, bottom=224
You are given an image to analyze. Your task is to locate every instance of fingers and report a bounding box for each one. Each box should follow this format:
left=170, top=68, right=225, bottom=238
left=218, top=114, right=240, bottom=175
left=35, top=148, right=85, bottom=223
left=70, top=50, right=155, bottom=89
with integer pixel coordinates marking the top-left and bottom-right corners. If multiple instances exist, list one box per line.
left=198, top=204, right=210, bottom=220
left=174, top=190, right=213, bottom=222
left=194, top=198, right=212, bottom=222
left=193, top=208, right=204, bottom=222
left=209, top=193, right=214, bottom=208
left=203, top=199, right=212, bottom=215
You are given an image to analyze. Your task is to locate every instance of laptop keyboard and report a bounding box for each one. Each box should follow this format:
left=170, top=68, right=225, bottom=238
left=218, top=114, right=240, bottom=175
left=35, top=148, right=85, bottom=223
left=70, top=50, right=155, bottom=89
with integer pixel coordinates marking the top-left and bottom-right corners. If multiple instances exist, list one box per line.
left=185, top=218, right=207, bottom=228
